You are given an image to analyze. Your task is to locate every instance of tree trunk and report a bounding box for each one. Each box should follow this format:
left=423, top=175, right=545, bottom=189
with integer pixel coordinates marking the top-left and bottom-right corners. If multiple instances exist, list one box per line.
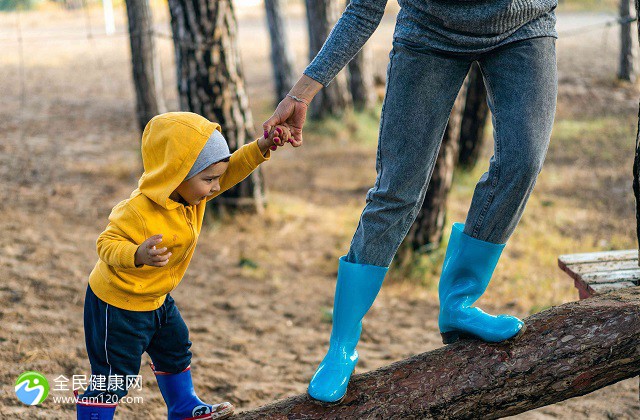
left=348, top=46, right=376, bottom=111
left=396, top=81, right=468, bottom=263
left=634, top=0, right=640, bottom=258
left=62, top=0, right=83, bottom=10
left=458, top=62, right=488, bottom=169
left=168, top=0, right=264, bottom=211
left=346, top=0, right=375, bottom=111
left=265, top=0, right=296, bottom=104
left=619, top=0, right=637, bottom=82
left=125, top=0, right=167, bottom=133
left=237, top=287, right=640, bottom=419
left=635, top=92, right=640, bottom=259
left=305, top=0, right=352, bottom=118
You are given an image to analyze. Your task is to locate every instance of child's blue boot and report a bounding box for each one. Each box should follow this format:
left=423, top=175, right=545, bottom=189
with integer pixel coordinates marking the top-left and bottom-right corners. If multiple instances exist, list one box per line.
left=153, top=365, right=234, bottom=420
left=75, top=391, right=117, bottom=419
left=308, top=256, right=388, bottom=403
left=438, top=222, right=525, bottom=344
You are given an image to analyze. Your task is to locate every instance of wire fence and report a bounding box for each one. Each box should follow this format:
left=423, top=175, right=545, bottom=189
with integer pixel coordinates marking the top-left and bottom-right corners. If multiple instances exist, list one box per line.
left=1, top=10, right=637, bottom=44
left=1, top=3, right=638, bottom=138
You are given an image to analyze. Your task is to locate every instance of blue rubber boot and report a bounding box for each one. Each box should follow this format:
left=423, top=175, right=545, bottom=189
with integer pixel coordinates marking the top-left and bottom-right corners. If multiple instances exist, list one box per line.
left=438, top=223, right=525, bottom=344
left=153, top=365, right=234, bottom=420
left=308, top=256, right=388, bottom=403
left=76, top=392, right=117, bottom=419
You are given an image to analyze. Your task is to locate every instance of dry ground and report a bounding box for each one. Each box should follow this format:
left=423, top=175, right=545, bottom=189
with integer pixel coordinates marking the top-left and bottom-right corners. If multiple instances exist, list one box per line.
left=0, top=3, right=638, bottom=419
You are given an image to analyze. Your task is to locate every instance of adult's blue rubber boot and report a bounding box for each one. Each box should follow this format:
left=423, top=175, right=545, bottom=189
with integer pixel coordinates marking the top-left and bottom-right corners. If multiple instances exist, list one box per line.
left=308, top=256, right=388, bottom=403
left=75, top=392, right=117, bottom=419
left=153, top=365, right=234, bottom=420
left=438, top=223, right=525, bottom=344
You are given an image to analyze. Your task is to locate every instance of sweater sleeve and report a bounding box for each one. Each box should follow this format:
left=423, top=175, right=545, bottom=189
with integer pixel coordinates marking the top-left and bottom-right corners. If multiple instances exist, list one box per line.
left=207, top=140, right=271, bottom=201
left=96, top=201, right=146, bottom=269
left=304, top=0, right=389, bottom=86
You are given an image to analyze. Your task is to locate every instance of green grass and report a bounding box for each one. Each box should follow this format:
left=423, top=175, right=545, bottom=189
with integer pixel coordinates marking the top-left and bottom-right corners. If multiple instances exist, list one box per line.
left=305, top=105, right=383, bottom=147
left=298, top=105, right=636, bottom=315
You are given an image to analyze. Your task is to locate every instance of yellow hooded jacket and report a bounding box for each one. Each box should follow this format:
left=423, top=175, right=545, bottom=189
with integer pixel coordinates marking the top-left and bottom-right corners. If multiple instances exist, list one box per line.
left=88, top=112, right=270, bottom=311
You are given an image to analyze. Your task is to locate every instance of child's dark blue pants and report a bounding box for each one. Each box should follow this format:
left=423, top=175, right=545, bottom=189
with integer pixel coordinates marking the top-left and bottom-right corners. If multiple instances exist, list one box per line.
left=81, top=284, right=192, bottom=400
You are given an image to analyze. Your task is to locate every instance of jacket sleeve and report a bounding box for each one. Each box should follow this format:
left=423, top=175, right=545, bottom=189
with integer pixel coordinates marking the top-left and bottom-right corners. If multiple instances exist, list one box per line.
left=96, top=200, right=147, bottom=269
left=304, top=0, right=389, bottom=86
left=206, top=140, right=271, bottom=201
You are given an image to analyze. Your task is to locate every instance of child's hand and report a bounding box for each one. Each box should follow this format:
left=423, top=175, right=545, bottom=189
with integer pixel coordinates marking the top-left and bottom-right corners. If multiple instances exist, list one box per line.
left=270, top=125, right=292, bottom=149
left=134, top=234, right=172, bottom=267
left=258, top=125, right=291, bottom=153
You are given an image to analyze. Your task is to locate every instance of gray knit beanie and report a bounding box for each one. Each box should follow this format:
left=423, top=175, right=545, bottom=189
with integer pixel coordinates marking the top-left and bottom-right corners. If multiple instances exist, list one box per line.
left=185, top=129, right=232, bottom=181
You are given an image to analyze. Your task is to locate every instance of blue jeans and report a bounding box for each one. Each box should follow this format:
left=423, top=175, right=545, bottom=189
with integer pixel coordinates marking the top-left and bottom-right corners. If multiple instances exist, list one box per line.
left=346, top=36, right=557, bottom=267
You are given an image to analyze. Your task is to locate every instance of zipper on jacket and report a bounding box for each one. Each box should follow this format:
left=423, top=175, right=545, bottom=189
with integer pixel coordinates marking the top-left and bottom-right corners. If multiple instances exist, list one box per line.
left=171, top=206, right=197, bottom=289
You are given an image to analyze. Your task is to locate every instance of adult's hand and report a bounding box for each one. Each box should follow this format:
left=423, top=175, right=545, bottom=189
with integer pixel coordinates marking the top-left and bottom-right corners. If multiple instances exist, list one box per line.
left=262, top=75, right=323, bottom=148
left=262, top=97, right=307, bottom=147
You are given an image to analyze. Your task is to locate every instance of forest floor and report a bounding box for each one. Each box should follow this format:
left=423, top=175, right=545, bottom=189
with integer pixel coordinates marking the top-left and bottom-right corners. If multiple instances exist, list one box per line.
left=0, top=3, right=638, bottom=419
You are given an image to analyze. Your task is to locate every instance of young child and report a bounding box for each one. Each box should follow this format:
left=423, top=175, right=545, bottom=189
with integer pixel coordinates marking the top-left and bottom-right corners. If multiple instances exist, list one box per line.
left=76, top=112, right=290, bottom=419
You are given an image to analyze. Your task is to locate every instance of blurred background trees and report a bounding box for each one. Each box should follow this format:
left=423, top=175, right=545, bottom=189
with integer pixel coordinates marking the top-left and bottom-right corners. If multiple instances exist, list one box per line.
left=167, top=0, right=265, bottom=212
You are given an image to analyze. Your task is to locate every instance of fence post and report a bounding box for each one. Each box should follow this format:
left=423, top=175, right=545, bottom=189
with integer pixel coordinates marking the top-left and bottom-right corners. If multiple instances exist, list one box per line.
left=102, top=0, right=116, bottom=35
left=619, top=0, right=637, bottom=81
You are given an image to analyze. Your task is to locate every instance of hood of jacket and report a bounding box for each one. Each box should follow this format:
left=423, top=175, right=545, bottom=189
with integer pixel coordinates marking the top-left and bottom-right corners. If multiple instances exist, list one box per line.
left=138, top=112, right=221, bottom=210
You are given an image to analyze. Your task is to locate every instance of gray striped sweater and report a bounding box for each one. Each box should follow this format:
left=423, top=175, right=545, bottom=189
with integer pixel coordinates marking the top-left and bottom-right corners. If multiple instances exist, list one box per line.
left=305, top=0, right=558, bottom=86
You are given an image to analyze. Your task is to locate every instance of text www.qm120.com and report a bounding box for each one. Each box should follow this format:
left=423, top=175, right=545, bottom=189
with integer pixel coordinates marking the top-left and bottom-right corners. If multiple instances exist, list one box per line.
left=51, top=395, right=144, bottom=405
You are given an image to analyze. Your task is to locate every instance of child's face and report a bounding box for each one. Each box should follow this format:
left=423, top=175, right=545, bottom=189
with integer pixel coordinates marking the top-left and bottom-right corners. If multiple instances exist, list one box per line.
left=171, top=160, right=230, bottom=206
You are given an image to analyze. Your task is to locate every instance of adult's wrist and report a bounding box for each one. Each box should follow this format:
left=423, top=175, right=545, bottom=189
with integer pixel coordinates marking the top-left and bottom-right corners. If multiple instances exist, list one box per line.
left=288, top=74, right=323, bottom=104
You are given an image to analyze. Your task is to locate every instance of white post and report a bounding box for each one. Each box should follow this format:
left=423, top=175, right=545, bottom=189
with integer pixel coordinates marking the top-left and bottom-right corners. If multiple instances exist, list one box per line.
left=103, top=0, right=116, bottom=35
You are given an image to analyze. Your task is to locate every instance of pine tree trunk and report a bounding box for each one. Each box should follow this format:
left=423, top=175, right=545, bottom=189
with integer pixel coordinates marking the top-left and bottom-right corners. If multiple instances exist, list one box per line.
left=348, top=46, right=376, bottom=111
left=634, top=0, right=640, bottom=258
left=236, top=287, right=640, bottom=419
left=346, top=0, right=375, bottom=111
left=168, top=0, right=264, bottom=211
left=635, top=96, right=640, bottom=260
left=458, top=63, right=488, bottom=169
left=396, top=81, right=468, bottom=263
left=125, top=0, right=166, bottom=133
left=305, top=0, right=352, bottom=118
left=265, top=0, right=296, bottom=104
left=619, top=0, right=637, bottom=82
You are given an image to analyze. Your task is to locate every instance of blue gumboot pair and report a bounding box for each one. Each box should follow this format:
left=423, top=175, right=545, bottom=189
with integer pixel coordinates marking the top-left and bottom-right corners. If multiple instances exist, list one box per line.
left=307, top=256, right=388, bottom=403
left=308, top=223, right=525, bottom=403
left=438, top=223, right=525, bottom=344
left=153, top=365, right=234, bottom=420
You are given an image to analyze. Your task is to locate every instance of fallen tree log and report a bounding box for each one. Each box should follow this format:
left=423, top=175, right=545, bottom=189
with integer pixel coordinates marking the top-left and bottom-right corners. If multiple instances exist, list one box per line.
left=237, top=287, right=640, bottom=419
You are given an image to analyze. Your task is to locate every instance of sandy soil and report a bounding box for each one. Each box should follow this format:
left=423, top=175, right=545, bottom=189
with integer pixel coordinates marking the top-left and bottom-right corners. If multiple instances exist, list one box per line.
left=0, top=4, right=638, bottom=419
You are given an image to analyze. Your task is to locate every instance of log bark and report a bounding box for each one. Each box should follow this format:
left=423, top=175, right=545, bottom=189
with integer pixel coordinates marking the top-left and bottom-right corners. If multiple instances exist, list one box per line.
left=265, top=0, right=296, bottom=103
left=237, top=287, right=640, bottom=419
left=125, top=0, right=166, bottom=132
left=168, top=0, right=264, bottom=211
left=458, top=62, right=488, bottom=169
left=305, top=0, right=352, bottom=118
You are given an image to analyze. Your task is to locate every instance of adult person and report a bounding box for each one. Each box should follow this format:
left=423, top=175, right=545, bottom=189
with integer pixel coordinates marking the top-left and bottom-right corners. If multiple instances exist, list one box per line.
left=264, top=0, right=558, bottom=404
